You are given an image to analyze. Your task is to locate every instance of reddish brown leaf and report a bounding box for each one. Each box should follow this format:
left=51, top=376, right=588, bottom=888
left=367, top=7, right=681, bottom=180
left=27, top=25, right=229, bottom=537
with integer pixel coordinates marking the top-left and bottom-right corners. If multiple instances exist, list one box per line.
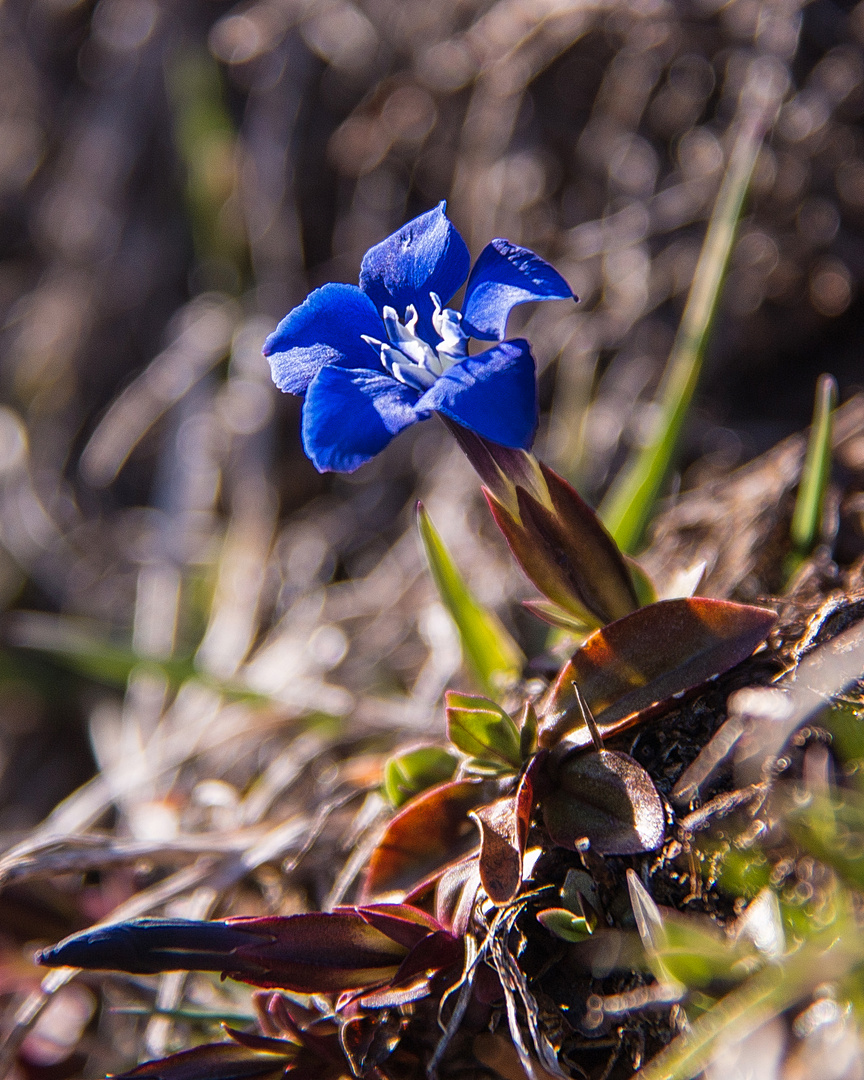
left=470, top=755, right=543, bottom=904
left=484, top=489, right=589, bottom=624
left=483, top=464, right=639, bottom=628
left=361, top=779, right=496, bottom=901
left=340, top=1008, right=408, bottom=1077
left=534, top=462, right=640, bottom=622
left=471, top=800, right=521, bottom=905
left=542, top=749, right=665, bottom=854
left=357, top=930, right=463, bottom=1009
left=253, top=994, right=343, bottom=1067
left=428, top=851, right=483, bottom=935
left=256, top=991, right=329, bottom=1041
left=223, top=1029, right=297, bottom=1054
left=356, top=972, right=439, bottom=1010
left=354, top=903, right=443, bottom=949
left=223, top=911, right=410, bottom=991
left=391, top=928, right=462, bottom=984
left=401, top=849, right=476, bottom=909
left=111, top=1043, right=292, bottom=1080
left=537, top=598, right=777, bottom=750
left=38, top=912, right=411, bottom=993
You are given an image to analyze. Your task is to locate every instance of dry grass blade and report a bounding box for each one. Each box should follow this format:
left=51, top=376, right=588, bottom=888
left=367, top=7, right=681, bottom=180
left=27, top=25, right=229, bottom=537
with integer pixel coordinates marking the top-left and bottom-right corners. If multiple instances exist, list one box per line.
left=2, top=0, right=864, bottom=1077
left=735, top=609, right=864, bottom=783
left=79, top=296, right=239, bottom=488
left=0, top=831, right=264, bottom=886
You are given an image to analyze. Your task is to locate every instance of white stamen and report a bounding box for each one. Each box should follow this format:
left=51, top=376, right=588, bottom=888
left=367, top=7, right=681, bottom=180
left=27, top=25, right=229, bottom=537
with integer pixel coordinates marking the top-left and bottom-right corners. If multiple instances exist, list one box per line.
left=364, top=297, right=469, bottom=390
left=404, top=304, right=420, bottom=335
left=389, top=358, right=436, bottom=389
left=431, top=292, right=468, bottom=366
left=382, top=306, right=411, bottom=344
left=362, top=333, right=436, bottom=389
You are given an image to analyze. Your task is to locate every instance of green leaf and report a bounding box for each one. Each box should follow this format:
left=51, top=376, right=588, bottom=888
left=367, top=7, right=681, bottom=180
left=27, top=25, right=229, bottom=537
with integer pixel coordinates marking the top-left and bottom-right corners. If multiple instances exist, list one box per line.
left=537, top=907, right=594, bottom=943
left=539, top=871, right=598, bottom=942
left=383, top=746, right=459, bottom=807
left=626, top=557, right=658, bottom=606
left=658, top=918, right=750, bottom=989
left=165, top=48, right=243, bottom=271
left=518, top=700, right=538, bottom=759
left=637, top=906, right=864, bottom=1080
left=417, top=503, right=523, bottom=694
left=445, top=691, right=522, bottom=770
left=820, top=701, right=864, bottom=781
left=786, top=373, right=837, bottom=575
left=788, top=791, right=864, bottom=892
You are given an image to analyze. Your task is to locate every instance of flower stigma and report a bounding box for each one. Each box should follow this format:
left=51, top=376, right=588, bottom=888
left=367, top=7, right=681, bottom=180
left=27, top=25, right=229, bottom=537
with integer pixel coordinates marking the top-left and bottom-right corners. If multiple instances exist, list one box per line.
left=362, top=292, right=469, bottom=391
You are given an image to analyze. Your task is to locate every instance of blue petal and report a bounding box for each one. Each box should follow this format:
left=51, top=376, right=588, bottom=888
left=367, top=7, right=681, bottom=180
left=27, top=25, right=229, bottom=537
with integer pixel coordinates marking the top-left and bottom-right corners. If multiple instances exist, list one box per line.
left=359, top=202, right=470, bottom=337
left=416, top=339, right=538, bottom=449
left=461, top=239, right=576, bottom=341
left=302, top=366, right=423, bottom=472
left=264, top=283, right=384, bottom=395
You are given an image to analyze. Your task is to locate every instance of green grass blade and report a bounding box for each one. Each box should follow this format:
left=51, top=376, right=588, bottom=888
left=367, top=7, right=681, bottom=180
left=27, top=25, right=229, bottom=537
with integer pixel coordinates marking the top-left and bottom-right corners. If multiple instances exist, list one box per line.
left=638, top=910, right=864, bottom=1080
left=110, top=1004, right=257, bottom=1025
left=7, top=611, right=266, bottom=703
left=417, top=503, right=523, bottom=695
left=600, top=62, right=786, bottom=553
left=165, top=48, right=244, bottom=275
left=789, top=373, right=837, bottom=561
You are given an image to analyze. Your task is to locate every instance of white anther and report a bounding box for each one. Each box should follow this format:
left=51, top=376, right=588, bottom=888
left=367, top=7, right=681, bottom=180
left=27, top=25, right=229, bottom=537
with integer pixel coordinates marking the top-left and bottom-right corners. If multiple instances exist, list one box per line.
left=431, top=292, right=468, bottom=365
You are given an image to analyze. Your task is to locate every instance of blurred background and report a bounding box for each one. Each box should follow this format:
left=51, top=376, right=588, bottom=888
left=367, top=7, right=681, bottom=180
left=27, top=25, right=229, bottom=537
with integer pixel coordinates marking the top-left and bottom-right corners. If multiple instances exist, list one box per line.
left=0, top=0, right=863, bottom=1070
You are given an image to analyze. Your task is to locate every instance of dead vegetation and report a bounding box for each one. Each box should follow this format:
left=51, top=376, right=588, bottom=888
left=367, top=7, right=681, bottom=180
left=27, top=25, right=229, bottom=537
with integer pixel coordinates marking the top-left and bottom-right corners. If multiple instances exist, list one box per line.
left=0, top=0, right=863, bottom=1076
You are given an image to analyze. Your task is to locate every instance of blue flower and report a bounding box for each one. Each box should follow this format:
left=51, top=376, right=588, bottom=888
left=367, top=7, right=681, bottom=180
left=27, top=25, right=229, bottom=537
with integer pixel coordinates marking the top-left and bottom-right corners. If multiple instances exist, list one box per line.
left=264, top=202, right=575, bottom=472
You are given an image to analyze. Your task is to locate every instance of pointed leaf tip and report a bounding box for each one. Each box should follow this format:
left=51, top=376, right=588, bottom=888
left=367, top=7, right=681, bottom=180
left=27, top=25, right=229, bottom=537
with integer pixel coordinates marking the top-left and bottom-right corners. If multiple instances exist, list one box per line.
left=537, top=907, right=594, bottom=943
left=484, top=463, right=642, bottom=630
left=537, top=462, right=640, bottom=620
left=626, top=868, right=665, bottom=956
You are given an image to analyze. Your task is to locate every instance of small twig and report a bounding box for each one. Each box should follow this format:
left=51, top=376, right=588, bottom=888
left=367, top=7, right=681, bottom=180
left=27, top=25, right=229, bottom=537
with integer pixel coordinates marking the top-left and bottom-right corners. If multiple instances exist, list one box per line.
left=428, top=934, right=480, bottom=1080
left=680, top=784, right=766, bottom=833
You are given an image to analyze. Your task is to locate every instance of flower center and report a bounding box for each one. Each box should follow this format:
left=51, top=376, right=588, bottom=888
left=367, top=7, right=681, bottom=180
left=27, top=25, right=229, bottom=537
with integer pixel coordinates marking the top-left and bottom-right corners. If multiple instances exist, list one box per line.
left=362, top=293, right=468, bottom=392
